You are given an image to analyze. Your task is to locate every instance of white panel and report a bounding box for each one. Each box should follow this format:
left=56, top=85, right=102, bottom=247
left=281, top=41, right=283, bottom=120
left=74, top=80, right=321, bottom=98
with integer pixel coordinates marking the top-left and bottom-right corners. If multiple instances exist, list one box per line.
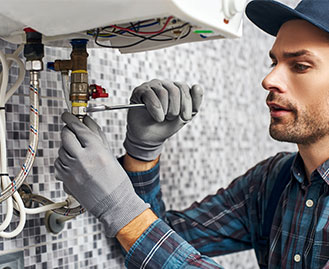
left=169, top=0, right=245, bottom=38
left=0, top=0, right=244, bottom=37
left=0, top=13, right=25, bottom=36
left=0, top=0, right=245, bottom=52
left=0, top=0, right=170, bottom=36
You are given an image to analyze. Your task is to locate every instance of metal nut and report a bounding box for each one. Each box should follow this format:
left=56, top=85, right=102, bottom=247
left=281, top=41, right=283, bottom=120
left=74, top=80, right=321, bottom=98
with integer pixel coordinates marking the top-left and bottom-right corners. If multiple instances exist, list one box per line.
left=70, top=83, right=89, bottom=94
left=71, top=72, right=88, bottom=83
left=25, top=60, right=43, bottom=71
left=71, top=106, right=87, bottom=116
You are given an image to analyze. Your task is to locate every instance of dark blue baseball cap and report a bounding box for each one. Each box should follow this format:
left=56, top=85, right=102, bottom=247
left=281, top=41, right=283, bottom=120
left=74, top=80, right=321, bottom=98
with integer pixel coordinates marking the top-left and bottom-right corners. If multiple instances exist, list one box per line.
left=245, top=0, right=329, bottom=36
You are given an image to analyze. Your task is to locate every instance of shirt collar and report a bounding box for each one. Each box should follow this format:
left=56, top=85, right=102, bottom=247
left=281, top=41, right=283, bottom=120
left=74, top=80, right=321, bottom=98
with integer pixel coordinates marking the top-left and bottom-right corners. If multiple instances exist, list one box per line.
left=317, top=158, right=329, bottom=185
left=292, top=152, right=329, bottom=185
left=291, top=153, right=305, bottom=184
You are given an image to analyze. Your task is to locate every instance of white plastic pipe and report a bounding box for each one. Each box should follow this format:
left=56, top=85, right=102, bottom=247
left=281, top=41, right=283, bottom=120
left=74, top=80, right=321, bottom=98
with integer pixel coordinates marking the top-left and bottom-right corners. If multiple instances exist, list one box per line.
left=61, top=71, right=71, bottom=110
left=0, top=49, right=17, bottom=233
left=5, top=54, right=26, bottom=103
left=0, top=51, right=9, bottom=101
left=0, top=189, right=26, bottom=238
left=0, top=71, right=40, bottom=202
left=25, top=201, right=68, bottom=214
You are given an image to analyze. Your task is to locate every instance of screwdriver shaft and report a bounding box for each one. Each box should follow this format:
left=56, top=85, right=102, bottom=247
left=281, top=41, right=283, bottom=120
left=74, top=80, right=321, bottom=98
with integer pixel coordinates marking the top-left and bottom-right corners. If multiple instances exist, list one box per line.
left=87, top=103, right=145, bottom=113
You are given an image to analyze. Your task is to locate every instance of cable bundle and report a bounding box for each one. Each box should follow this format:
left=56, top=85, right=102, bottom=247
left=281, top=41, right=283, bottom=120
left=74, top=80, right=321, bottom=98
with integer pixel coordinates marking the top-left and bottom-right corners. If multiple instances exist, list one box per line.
left=89, top=17, right=192, bottom=49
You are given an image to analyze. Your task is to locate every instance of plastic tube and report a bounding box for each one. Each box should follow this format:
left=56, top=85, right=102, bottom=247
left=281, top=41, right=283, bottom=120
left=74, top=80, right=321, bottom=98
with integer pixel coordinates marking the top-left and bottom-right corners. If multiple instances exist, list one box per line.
left=30, top=194, right=85, bottom=217
left=25, top=201, right=68, bottom=214
left=0, top=190, right=26, bottom=238
left=61, top=71, right=71, bottom=110
left=0, top=50, right=14, bottom=233
left=0, top=176, right=13, bottom=232
left=0, top=44, right=23, bottom=83
left=0, top=71, right=40, bottom=202
left=0, top=51, right=9, bottom=102
left=0, top=175, right=26, bottom=237
left=5, top=54, right=26, bottom=103
left=0, top=114, right=8, bottom=170
left=0, top=48, right=22, bottom=234
left=0, top=116, right=13, bottom=232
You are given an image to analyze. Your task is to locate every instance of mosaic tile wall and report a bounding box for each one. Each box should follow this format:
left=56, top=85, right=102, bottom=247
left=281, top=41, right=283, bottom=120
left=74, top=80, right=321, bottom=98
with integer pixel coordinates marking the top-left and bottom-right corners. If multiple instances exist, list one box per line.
left=0, top=1, right=299, bottom=268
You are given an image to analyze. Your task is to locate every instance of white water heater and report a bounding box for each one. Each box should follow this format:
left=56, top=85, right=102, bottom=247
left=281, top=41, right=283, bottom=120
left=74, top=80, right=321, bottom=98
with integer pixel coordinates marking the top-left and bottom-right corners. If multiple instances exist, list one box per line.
left=0, top=0, right=246, bottom=53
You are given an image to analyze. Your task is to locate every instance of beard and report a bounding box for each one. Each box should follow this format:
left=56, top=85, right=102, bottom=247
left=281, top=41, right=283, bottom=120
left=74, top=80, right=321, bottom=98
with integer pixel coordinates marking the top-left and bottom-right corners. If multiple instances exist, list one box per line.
left=267, top=92, right=329, bottom=145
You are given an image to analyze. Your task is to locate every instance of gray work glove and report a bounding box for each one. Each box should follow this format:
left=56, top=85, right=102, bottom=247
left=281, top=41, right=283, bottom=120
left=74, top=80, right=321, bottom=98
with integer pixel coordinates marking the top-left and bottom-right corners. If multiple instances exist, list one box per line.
left=124, top=79, right=203, bottom=161
left=54, top=112, right=150, bottom=237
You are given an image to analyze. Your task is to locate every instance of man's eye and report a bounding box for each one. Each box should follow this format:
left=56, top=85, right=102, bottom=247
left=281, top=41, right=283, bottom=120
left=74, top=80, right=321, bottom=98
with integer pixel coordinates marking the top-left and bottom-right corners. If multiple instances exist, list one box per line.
left=294, top=63, right=310, bottom=72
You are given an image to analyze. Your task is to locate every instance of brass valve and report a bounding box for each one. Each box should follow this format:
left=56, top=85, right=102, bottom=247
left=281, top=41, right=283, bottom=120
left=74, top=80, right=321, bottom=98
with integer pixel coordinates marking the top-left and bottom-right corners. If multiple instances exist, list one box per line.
left=50, top=39, right=89, bottom=118
left=48, top=39, right=109, bottom=118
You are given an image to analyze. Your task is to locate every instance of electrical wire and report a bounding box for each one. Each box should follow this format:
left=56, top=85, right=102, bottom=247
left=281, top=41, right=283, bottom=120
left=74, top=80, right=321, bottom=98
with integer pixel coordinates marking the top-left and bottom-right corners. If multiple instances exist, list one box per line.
left=109, top=16, right=173, bottom=35
left=123, top=24, right=191, bottom=41
left=97, top=29, right=175, bottom=40
left=87, top=20, right=160, bottom=38
left=95, top=23, right=191, bottom=49
left=130, top=22, right=138, bottom=33
left=96, top=18, right=189, bottom=41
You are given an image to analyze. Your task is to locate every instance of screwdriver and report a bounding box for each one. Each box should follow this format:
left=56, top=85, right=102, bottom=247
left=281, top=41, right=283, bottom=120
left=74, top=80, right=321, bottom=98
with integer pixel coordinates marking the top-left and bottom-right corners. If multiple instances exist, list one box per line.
left=87, top=103, right=197, bottom=116
left=86, top=103, right=146, bottom=113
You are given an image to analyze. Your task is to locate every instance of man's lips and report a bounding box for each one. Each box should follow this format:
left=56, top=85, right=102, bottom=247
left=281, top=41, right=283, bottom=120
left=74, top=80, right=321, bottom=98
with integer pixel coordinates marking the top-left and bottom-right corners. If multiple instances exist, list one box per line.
left=266, top=102, right=293, bottom=118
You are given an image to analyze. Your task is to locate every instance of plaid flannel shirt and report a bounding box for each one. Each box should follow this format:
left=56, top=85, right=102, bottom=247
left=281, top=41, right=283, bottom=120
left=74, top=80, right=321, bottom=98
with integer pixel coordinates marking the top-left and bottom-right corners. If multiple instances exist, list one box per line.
left=122, top=152, right=329, bottom=268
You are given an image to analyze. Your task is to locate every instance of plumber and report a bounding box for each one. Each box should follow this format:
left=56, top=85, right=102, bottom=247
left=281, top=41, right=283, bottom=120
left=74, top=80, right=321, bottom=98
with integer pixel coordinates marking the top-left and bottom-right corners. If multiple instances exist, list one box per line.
left=55, top=0, right=329, bottom=268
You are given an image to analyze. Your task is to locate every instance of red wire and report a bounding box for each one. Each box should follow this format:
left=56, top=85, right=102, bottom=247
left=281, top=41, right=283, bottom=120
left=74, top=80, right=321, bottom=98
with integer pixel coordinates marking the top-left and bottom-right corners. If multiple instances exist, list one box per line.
left=110, top=16, right=173, bottom=35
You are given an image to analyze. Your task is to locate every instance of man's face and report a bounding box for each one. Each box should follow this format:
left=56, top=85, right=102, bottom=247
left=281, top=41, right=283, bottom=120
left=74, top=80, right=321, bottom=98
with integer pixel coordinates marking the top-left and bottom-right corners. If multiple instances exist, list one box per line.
left=262, top=20, right=329, bottom=145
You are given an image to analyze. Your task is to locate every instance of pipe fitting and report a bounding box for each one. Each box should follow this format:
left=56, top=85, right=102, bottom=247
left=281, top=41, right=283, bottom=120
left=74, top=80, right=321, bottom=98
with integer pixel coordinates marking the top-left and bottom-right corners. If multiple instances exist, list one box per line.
left=49, top=39, right=89, bottom=117
left=23, top=28, right=44, bottom=62
left=25, top=60, right=43, bottom=71
left=68, top=39, right=89, bottom=117
left=70, top=72, right=89, bottom=102
left=44, top=211, right=65, bottom=235
left=53, top=60, right=72, bottom=71
left=71, top=104, right=87, bottom=116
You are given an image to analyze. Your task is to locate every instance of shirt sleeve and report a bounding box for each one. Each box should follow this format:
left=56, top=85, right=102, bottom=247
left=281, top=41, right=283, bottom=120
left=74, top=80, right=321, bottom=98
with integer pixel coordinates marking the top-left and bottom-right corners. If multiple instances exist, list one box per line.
left=123, top=153, right=288, bottom=259
left=122, top=160, right=165, bottom=218
left=125, top=218, right=224, bottom=269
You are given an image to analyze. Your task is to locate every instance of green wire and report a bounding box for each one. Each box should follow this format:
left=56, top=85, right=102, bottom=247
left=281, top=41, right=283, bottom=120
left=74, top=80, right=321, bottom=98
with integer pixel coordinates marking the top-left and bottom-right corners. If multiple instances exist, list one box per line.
left=194, top=30, right=214, bottom=34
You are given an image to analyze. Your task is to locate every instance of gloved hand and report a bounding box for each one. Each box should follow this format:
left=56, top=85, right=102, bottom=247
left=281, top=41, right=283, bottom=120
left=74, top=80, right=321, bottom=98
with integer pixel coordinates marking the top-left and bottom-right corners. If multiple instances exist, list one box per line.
left=54, top=112, right=149, bottom=237
left=124, top=79, right=203, bottom=161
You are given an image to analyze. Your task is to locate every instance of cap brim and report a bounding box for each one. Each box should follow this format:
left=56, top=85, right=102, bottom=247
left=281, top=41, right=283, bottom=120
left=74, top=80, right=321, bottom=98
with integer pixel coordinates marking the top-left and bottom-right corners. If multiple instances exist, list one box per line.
left=246, top=0, right=306, bottom=36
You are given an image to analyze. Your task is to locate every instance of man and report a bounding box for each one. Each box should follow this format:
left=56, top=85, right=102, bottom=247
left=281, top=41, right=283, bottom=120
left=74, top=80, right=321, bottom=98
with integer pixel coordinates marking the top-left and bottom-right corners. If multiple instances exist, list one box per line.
left=55, top=0, right=329, bottom=268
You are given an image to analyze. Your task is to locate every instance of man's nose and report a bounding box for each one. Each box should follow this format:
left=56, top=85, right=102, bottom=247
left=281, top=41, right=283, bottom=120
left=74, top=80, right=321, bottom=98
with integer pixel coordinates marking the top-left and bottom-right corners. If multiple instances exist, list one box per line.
left=262, top=66, right=286, bottom=93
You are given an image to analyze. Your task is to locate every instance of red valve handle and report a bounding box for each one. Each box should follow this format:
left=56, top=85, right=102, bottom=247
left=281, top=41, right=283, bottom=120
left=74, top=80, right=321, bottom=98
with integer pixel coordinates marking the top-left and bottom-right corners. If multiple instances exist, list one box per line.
left=90, top=84, right=109, bottom=99
left=24, top=27, right=37, bottom=33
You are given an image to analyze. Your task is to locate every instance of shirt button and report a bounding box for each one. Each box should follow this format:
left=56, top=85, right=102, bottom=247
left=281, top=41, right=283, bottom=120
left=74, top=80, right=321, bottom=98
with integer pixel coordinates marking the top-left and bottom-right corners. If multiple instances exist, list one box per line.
left=294, top=254, right=301, bottom=262
left=306, top=199, right=314, bottom=208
